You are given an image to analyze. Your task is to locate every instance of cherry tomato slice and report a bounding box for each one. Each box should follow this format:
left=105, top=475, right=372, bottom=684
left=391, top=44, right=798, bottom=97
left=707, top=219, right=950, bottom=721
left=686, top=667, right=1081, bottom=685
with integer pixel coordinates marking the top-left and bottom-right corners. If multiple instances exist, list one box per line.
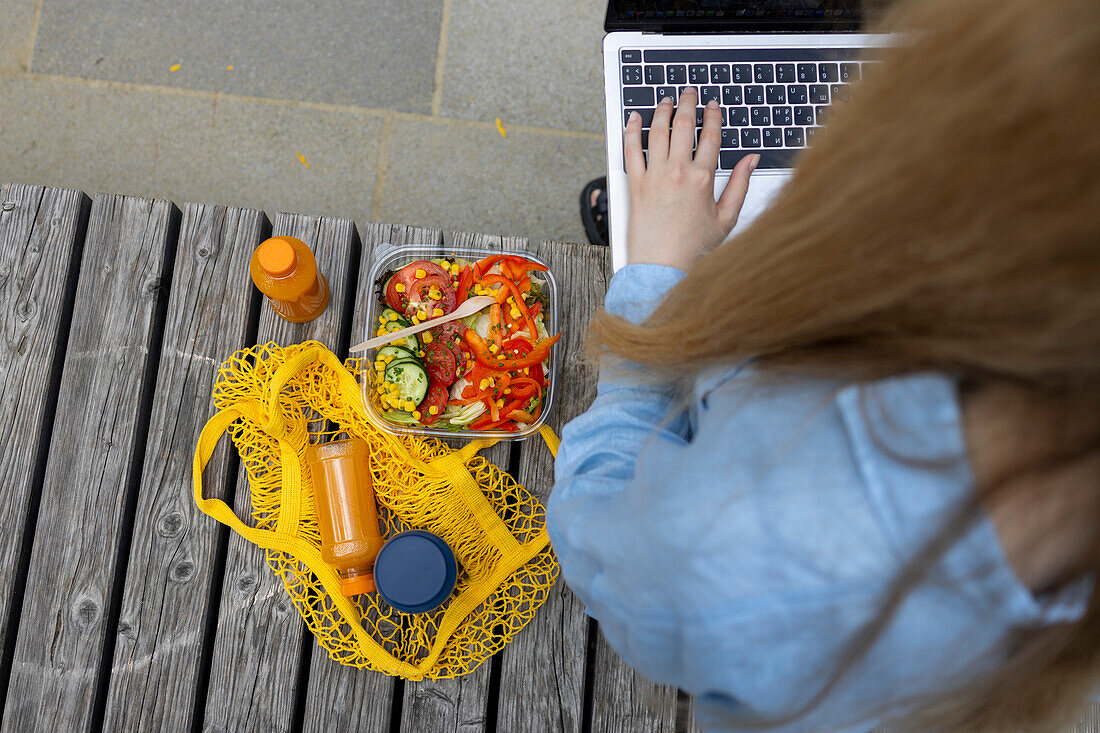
left=405, top=274, right=457, bottom=318
left=421, top=341, right=457, bottom=385
left=416, top=381, right=449, bottom=426
left=386, top=260, right=451, bottom=311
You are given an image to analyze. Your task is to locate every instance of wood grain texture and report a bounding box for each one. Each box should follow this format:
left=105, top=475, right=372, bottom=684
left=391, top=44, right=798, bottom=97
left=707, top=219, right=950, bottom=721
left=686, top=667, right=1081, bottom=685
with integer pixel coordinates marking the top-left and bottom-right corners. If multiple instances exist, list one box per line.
left=202, top=213, right=355, bottom=733
left=591, top=629, right=678, bottom=733
left=1075, top=704, right=1100, bottom=732
left=0, top=183, right=88, bottom=663
left=395, top=228, right=519, bottom=733
left=101, top=204, right=268, bottom=732
left=297, top=221, right=443, bottom=733
left=2, top=193, right=178, bottom=732
left=495, top=239, right=607, bottom=733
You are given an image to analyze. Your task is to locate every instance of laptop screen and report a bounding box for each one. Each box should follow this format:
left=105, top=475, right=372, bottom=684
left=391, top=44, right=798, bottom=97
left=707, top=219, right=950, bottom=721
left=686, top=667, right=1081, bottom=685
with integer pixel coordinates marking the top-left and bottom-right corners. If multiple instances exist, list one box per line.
left=605, top=1, right=887, bottom=33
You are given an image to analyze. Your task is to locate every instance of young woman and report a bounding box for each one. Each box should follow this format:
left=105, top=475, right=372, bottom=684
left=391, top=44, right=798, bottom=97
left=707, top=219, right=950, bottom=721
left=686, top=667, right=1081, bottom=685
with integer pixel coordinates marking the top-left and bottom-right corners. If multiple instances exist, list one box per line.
left=549, top=0, right=1100, bottom=730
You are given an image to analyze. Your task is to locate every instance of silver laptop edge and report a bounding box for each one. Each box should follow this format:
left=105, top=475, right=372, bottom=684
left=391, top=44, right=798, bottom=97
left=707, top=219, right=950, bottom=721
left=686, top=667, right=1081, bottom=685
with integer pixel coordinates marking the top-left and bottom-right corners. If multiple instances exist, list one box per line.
left=603, top=32, right=891, bottom=272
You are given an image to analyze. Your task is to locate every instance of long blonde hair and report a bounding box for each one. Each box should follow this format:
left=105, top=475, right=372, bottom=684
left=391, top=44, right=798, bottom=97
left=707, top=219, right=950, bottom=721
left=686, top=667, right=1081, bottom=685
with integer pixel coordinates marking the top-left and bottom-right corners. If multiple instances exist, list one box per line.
left=589, top=0, right=1100, bottom=728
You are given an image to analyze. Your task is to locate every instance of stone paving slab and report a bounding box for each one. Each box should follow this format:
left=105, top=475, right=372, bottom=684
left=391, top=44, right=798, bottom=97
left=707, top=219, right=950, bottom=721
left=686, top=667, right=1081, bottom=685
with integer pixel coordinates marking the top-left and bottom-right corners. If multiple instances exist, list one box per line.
left=440, top=0, right=607, bottom=135
left=0, top=75, right=384, bottom=220
left=374, top=116, right=603, bottom=245
left=0, top=0, right=38, bottom=73
left=31, top=0, right=444, bottom=112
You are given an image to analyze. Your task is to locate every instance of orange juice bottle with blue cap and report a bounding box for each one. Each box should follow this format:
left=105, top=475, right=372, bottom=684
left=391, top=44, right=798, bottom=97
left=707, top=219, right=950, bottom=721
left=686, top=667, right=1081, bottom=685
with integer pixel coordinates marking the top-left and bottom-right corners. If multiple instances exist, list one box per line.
left=249, top=236, right=329, bottom=323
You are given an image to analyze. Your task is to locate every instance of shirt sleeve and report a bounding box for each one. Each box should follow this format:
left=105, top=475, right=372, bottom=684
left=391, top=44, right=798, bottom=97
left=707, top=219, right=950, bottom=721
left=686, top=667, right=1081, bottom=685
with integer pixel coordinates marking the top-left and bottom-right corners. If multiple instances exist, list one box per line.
left=553, top=263, right=688, bottom=488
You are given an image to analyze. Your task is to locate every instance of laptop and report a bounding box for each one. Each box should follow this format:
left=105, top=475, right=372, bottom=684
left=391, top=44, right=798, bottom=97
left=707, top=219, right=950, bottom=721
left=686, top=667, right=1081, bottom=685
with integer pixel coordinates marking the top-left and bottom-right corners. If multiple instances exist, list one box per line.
left=603, top=0, right=891, bottom=271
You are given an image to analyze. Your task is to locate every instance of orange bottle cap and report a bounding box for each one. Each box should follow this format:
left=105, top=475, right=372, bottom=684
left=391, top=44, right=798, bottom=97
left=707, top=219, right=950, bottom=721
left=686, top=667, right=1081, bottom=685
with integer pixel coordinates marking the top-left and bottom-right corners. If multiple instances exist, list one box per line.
left=256, top=237, right=299, bottom=278
left=340, top=572, right=376, bottom=596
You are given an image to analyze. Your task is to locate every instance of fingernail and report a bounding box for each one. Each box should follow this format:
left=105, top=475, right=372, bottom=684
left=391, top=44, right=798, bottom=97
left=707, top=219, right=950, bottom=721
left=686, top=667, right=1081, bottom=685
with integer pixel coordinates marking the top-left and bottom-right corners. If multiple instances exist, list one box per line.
left=660, top=96, right=673, bottom=105
left=706, top=99, right=719, bottom=109
left=750, top=154, right=761, bottom=172
left=628, top=111, right=639, bottom=123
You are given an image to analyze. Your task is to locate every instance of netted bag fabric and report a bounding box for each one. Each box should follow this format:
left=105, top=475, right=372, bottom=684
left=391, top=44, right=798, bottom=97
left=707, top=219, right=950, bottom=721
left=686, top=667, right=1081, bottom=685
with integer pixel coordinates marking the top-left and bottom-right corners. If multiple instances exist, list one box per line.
left=192, top=341, right=558, bottom=680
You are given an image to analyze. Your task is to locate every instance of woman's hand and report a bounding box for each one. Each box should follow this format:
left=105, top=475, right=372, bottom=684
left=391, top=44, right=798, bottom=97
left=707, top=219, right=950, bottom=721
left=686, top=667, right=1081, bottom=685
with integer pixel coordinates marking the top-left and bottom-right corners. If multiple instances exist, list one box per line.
left=624, top=87, right=759, bottom=271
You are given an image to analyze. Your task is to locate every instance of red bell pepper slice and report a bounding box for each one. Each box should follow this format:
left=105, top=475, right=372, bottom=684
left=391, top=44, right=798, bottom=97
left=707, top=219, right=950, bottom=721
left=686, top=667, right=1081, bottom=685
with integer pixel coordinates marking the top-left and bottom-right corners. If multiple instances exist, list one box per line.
left=465, top=330, right=559, bottom=371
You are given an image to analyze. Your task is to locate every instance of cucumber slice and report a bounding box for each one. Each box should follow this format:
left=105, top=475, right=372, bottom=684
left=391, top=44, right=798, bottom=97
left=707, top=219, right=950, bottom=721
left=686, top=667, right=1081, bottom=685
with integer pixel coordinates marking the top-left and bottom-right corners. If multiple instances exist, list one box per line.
left=382, top=411, right=419, bottom=424
left=382, top=320, right=418, bottom=351
left=384, top=359, right=429, bottom=405
left=377, top=345, right=416, bottom=362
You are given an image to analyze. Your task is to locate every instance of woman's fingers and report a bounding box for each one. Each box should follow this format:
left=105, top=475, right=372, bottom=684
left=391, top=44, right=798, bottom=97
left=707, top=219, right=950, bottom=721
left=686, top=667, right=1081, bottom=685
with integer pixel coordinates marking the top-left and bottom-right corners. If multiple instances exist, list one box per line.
left=623, top=111, right=646, bottom=176
left=716, top=153, right=760, bottom=226
left=694, top=100, right=722, bottom=170
left=647, top=96, right=675, bottom=165
left=669, top=86, right=698, bottom=160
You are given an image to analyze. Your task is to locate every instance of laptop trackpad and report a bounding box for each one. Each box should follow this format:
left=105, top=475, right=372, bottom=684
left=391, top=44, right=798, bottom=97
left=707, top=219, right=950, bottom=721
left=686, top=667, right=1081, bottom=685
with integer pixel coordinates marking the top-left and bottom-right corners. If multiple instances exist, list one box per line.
left=719, top=171, right=791, bottom=240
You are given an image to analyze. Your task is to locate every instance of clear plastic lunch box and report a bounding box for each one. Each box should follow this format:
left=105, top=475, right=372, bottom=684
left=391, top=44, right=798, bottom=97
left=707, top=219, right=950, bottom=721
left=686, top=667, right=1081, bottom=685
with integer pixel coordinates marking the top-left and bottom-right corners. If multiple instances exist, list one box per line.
left=360, top=243, right=559, bottom=441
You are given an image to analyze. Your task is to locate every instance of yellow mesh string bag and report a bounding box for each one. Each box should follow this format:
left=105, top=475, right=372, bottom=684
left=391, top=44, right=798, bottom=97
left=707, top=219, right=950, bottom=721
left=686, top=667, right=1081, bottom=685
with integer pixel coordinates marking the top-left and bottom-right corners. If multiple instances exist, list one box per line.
left=192, top=341, right=559, bottom=679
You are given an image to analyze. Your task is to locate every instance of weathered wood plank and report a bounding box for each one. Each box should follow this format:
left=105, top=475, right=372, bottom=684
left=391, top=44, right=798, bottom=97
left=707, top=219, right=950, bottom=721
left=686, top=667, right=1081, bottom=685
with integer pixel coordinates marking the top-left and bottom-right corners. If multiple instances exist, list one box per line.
left=202, top=213, right=355, bottom=733
left=395, top=229, right=519, bottom=733
left=0, top=183, right=89, bottom=688
left=101, top=204, right=268, bottom=732
left=2, top=193, right=178, bottom=732
left=592, top=629, right=678, bottom=733
left=297, top=222, right=443, bottom=733
left=495, top=239, right=606, bottom=733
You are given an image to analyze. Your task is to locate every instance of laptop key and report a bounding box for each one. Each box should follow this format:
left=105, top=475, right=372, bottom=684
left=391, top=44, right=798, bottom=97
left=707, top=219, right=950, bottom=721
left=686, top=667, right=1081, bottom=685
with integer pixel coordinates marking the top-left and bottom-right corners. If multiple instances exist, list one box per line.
left=667, top=65, right=687, bottom=84
left=744, top=85, right=764, bottom=105
left=815, top=106, right=829, bottom=124
left=710, top=64, right=731, bottom=83
left=655, top=86, right=678, bottom=103
left=623, top=87, right=656, bottom=107
left=740, top=128, right=761, bottom=147
left=773, top=106, right=793, bottom=126
left=700, top=86, right=721, bottom=105
left=840, top=63, right=861, bottom=82
left=623, top=108, right=656, bottom=128
left=753, top=64, right=774, bottom=83
left=621, top=49, right=641, bottom=63
left=806, top=126, right=819, bottom=145
left=727, top=107, right=749, bottom=126
left=784, top=127, right=805, bottom=147
left=721, top=129, right=739, bottom=149
left=721, top=85, right=742, bottom=105
left=765, top=85, right=786, bottom=104
left=695, top=108, right=705, bottom=126
left=831, top=84, right=851, bottom=102
left=819, top=63, right=839, bottom=82
left=762, top=128, right=783, bottom=147
left=776, top=63, right=796, bottom=83
left=797, top=63, right=817, bottom=83
left=644, top=65, right=665, bottom=85
left=794, top=106, right=814, bottom=125
left=726, top=148, right=798, bottom=169
left=750, top=107, right=770, bottom=126
left=787, top=84, right=808, bottom=104
left=732, top=64, right=752, bottom=83
left=622, top=66, right=643, bottom=85
left=689, top=65, right=709, bottom=84
left=809, top=84, right=829, bottom=104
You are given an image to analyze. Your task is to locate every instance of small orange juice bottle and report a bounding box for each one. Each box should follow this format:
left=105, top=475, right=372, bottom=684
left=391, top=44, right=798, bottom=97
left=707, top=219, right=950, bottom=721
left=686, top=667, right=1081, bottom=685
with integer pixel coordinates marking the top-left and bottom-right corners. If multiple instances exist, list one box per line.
left=305, top=438, right=385, bottom=596
left=249, top=236, right=329, bottom=323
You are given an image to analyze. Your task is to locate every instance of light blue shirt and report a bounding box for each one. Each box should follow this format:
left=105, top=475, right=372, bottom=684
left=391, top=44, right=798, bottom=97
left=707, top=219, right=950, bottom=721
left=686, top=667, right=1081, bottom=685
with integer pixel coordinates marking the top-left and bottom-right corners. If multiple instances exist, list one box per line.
left=548, top=265, right=1087, bottom=733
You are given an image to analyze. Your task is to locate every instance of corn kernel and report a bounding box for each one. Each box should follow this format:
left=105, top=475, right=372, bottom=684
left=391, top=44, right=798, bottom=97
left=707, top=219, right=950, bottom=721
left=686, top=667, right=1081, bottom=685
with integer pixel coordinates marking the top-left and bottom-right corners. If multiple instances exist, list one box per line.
left=429, top=406, right=439, bottom=415
left=422, top=332, right=433, bottom=344
left=378, top=315, right=387, bottom=324
left=388, top=311, right=399, bottom=321
left=412, top=410, right=421, bottom=420
left=376, top=386, right=385, bottom=394
left=395, top=283, right=406, bottom=293
left=405, top=400, right=416, bottom=411
left=376, top=327, right=386, bottom=337
left=523, top=367, right=530, bottom=375
left=440, top=260, right=450, bottom=269
left=433, top=308, right=444, bottom=317
left=450, top=264, right=460, bottom=275
left=489, top=344, right=499, bottom=353
left=410, top=315, right=420, bottom=324
left=415, top=269, right=426, bottom=279
left=496, top=399, right=504, bottom=407
left=418, top=310, right=427, bottom=321
left=510, top=309, right=521, bottom=319
left=479, top=379, right=489, bottom=390
left=504, top=388, right=512, bottom=394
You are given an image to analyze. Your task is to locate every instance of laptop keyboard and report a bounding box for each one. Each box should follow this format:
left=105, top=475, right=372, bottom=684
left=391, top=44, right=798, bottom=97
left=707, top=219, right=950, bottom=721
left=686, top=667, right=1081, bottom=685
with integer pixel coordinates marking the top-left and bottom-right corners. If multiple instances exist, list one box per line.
left=620, top=48, right=874, bottom=170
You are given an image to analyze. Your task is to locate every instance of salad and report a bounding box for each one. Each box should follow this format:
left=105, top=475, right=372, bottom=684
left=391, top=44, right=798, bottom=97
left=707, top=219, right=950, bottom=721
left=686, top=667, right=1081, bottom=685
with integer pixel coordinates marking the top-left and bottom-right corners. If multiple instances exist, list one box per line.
left=367, top=253, right=559, bottom=433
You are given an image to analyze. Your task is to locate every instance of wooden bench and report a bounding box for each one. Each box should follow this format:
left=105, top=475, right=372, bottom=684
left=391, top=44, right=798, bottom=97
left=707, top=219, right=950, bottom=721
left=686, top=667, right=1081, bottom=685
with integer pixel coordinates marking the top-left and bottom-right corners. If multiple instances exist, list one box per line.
left=0, top=182, right=700, bottom=733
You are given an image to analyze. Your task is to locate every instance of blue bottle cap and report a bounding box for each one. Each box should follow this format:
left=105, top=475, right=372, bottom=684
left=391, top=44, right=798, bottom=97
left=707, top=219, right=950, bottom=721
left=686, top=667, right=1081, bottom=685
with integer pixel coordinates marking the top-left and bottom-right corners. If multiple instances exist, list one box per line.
left=374, top=530, right=457, bottom=614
